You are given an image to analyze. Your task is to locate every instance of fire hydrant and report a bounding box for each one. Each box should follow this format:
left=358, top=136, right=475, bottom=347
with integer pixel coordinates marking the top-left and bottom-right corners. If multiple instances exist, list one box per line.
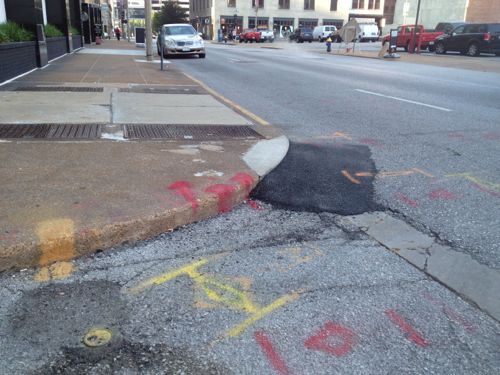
left=326, top=36, right=332, bottom=53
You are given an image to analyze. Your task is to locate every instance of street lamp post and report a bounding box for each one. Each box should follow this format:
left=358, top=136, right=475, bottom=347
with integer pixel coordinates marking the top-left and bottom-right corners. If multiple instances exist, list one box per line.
left=411, top=0, right=422, bottom=53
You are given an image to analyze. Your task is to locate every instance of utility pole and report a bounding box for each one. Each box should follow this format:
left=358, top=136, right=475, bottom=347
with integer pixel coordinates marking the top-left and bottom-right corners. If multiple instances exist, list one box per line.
left=145, top=0, right=153, bottom=61
left=411, top=0, right=422, bottom=53
left=255, top=0, right=258, bottom=29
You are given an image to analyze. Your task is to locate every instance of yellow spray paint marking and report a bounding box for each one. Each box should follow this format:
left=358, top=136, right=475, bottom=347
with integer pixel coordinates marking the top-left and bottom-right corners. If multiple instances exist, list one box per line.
left=343, top=168, right=434, bottom=184
left=35, top=261, right=75, bottom=282
left=446, top=173, right=500, bottom=192
left=35, top=219, right=76, bottom=281
left=83, top=328, right=113, bottom=347
left=130, top=258, right=300, bottom=337
left=275, top=245, right=324, bottom=272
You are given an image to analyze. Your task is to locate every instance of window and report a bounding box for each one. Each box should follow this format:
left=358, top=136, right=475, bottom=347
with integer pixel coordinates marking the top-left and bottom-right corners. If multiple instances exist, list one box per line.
left=368, top=0, right=373, bottom=8
left=228, top=0, right=236, bottom=6
left=351, top=0, right=364, bottom=9
left=453, top=25, right=466, bottom=34
left=252, top=0, right=264, bottom=8
left=279, top=0, right=290, bottom=8
left=330, top=0, right=337, bottom=11
left=304, top=0, right=314, bottom=10
left=375, top=0, right=380, bottom=9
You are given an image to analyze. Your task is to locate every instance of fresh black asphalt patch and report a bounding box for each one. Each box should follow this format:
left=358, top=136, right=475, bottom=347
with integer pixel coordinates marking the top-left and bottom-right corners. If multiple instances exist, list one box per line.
left=251, top=142, right=380, bottom=215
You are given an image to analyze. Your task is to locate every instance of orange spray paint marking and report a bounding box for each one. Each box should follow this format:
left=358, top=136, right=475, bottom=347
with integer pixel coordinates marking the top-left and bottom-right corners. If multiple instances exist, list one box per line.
left=205, top=184, right=237, bottom=213
left=35, top=219, right=76, bottom=281
left=341, top=170, right=361, bottom=184
left=168, top=181, right=198, bottom=210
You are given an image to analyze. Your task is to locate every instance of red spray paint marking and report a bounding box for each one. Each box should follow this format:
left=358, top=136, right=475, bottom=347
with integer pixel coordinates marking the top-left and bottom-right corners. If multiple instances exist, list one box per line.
left=428, top=189, right=458, bottom=200
left=254, top=331, right=292, bottom=375
left=448, top=132, right=465, bottom=140
left=231, top=173, right=255, bottom=196
left=472, top=183, right=500, bottom=198
left=304, top=322, right=357, bottom=357
left=168, top=181, right=198, bottom=210
left=385, top=309, right=429, bottom=347
left=395, top=192, right=419, bottom=207
left=205, top=184, right=237, bottom=213
left=247, top=199, right=264, bottom=210
left=483, top=132, right=500, bottom=140
left=423, top=293, right=477, bottom=333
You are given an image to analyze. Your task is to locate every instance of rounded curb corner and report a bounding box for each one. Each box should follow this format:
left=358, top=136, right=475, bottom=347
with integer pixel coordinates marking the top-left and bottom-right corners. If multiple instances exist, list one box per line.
left=242, top=135, right=289, bottom=178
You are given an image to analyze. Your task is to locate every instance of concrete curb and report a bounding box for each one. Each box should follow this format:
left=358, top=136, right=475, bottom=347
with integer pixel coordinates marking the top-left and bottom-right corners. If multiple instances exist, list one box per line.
left=243, top=136, right=289, bottom=177
left=341, top=212, right=500, bottom=322
left=0, top=178, right=258, bottom=272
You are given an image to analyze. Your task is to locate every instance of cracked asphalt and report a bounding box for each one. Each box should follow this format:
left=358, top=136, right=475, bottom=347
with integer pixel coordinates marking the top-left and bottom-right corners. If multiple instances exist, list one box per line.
left=1, top=203, right=499, bottom=374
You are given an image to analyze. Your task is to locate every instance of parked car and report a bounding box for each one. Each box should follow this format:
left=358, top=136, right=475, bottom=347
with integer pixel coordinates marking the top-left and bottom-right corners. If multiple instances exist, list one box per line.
left=313, top=25, right=337, bottom=42
left=433, top=23, right=500, bottom=56
left=357, top=23, right=379, bottom=42
left=157, top=23, right=205, bottom=58
left=381, top=25, right=443, bottom=51
left=290, top=28, right=313, bottom=43
left=427, top=22, right=467, bottom=51
left=434, top=21, right=468, bottom=34
left=239, top=29, right=261, bottom=43
left=257, top=28, right=275, bottom=42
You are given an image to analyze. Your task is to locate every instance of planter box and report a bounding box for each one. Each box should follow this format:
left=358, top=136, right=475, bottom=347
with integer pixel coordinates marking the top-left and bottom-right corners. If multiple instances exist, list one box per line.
left=47, top=36, right=68, bottom=61
left=72, top=35, right=83, bottom=49
left=0, top=41, right=37, bottom=83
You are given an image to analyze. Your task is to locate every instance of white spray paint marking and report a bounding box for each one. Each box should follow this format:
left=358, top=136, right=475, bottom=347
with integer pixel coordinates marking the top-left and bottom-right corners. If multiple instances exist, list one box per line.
left=194, top=170, right=224, bottom=177
left=355, top=89, right=452, bottom=112
left=101, top=132, right=127, bottom=141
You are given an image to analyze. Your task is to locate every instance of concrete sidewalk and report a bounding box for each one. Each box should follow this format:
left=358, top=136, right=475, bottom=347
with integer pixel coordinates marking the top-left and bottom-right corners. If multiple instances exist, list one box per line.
left=0, top=39, right=287, bottom=275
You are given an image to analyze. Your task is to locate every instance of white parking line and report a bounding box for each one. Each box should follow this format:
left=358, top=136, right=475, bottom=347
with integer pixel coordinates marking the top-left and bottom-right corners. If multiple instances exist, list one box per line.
left=355, top=89, right=452, bottom=112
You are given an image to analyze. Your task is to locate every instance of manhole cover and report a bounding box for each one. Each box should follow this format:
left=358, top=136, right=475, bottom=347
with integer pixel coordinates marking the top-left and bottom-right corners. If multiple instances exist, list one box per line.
left=0, top=124, right=101, bottom=139
left=123, top=124, right=264, bottom=140
left=14, top=86, right=104, bottom=92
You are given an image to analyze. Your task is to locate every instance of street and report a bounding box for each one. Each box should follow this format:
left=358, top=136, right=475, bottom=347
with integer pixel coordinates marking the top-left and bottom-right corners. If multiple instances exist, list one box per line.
left=0, top=41, right=499, bottom=374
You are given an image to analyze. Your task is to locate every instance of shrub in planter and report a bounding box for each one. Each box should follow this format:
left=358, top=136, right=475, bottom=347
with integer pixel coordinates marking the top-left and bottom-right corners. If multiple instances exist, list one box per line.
left=44, top=24, right=64, bottom=37
left=0, top=22, right=34, bottom=43
left=70, top=26, right=80, bottom=36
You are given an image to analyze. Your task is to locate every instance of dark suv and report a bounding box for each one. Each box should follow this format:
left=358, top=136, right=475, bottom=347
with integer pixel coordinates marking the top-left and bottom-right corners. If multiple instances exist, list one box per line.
left=289, top=28, right=313, bottom=43
left=434, top=23, right=500, bottom=56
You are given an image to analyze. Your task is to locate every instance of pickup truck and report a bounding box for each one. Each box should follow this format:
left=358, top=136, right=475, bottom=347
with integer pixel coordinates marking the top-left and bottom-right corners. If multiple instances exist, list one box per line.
left=239, top=29, right=261, bottom=43
left=382, top=25, right=443, bottom=51
left=257, top=29, right=275, bottom=42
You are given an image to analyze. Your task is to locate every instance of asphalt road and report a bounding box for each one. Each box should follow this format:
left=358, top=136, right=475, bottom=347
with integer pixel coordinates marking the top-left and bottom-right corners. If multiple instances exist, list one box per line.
left=1, top=43, right=499, bottom=374
left=173, top=43, right=500, bottom=270
left=1, top=204, right=499, bottom=374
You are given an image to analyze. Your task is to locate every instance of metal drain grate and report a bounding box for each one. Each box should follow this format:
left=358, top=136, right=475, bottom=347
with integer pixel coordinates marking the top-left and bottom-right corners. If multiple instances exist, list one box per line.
left=119, top=87, right=201, bottom=94
left=14, top=86, right=104, bottom=92
left=0, top=124, right=101, bottom=139
left=124, top=124, right=264, bottom=140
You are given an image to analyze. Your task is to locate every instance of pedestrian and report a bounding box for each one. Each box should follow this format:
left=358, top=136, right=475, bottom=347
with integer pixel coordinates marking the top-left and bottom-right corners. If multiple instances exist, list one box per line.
left=115, top=26, right=121, bottom=41
left=326, top=35, right=332, bottom=52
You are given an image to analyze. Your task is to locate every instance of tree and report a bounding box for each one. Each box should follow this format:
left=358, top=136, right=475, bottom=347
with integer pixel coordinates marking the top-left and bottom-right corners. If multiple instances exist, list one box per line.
left=153, top=1, right=189, bottom=30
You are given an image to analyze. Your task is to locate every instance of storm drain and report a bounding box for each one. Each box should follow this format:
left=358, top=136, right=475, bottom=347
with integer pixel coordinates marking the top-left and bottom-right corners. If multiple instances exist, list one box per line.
left=124, top=124, right=264, bottom=140
left=119, top=87, right=201, bottom=94
left=0, top=124, right=101, bottom=139
left=14, top=86, right=104, bottom=92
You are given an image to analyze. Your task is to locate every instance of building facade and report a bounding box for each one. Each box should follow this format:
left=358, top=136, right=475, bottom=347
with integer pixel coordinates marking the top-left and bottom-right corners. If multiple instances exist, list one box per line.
left=189, top=0, right=385, bottom=40
left=388, top=0, right=500, bottom=31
